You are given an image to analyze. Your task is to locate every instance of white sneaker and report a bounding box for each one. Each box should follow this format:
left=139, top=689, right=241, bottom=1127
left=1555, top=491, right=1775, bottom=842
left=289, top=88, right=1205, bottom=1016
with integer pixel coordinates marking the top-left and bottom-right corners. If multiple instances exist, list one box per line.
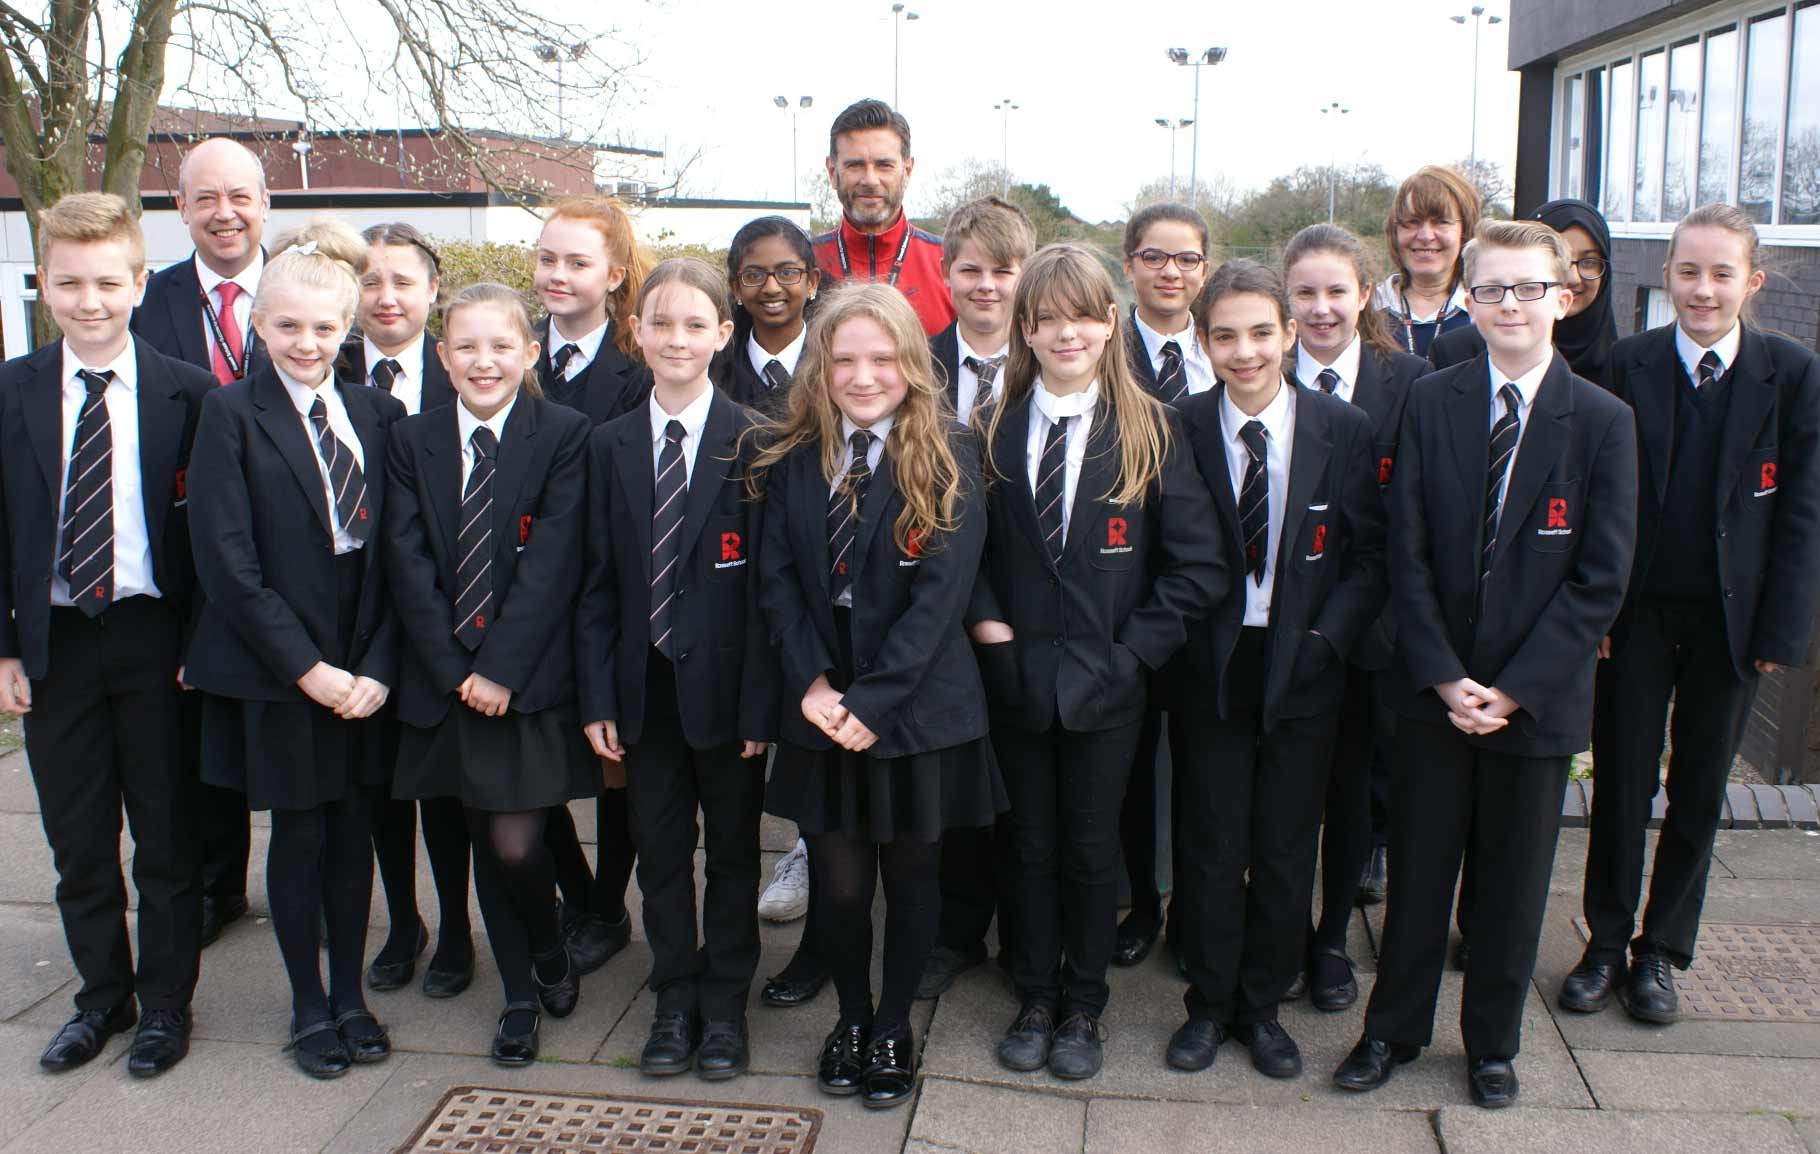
left=758, top=839, right=810, bottom=922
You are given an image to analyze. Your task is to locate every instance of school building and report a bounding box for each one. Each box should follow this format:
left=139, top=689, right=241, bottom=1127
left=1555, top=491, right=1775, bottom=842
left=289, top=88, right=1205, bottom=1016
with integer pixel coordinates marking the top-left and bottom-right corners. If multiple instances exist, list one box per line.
left=1509, top=0, right=1820, bottom=783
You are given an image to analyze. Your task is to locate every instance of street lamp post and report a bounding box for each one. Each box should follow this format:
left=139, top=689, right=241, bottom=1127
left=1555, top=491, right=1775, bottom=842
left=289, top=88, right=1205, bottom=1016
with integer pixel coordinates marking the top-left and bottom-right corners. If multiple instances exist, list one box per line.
left=535, top=41, right=590, bottom=140
left=1155, top=117, right=1193, bottom=199
left=891, top=4, right=921, bottom=109
left=1451, top=6, right=1503, bottom=172
left=292, top=136, right=312, bottom=191
left=774, top=95, right=814, bottom=203
left=995, top=99, right=1019, bottom=196
left=1321, top=102, right=1351, bottom=224
left=1166, top=46, right=1228, bottom=206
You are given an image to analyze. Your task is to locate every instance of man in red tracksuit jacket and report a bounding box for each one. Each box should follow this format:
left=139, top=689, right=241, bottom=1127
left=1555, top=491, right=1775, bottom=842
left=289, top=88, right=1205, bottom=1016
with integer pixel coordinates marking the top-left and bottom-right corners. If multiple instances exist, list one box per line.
left=814, top=99, right=956, bottom=337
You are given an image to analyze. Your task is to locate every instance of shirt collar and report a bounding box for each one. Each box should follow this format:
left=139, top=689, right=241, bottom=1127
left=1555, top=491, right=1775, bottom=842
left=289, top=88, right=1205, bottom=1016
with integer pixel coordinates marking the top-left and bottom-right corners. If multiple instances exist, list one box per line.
left=1489, top=352, right=1551, bottom=409
left=277, top=366, right=339, bottom=417
left=1032, top=378, right=1100, bottom=422
left=1133, top=310, right=1199, bottom=366
left=365, top=332, right=425, bottom=382
left=1675, top=321, right=1742, bottom=380
left=747, top=327, right=807, bottom=378
left=649, top=384, right=714, bottom=448
left=840, top=412, right=894, bottom=451
left=195, top=250, right=264, bottom=301
left=1295, top=335, right=1362, bottom=391
left=61, top=336, right=138, bottom=392
left=838, top=209, right=909, bottom=253
left=549, top=315, right=610, bottom=363
left=1220, top=377, right=1295, bottom=447
left=957, top=331, right=1010, bottom=363
left=458, top=392, right=518, bottom=448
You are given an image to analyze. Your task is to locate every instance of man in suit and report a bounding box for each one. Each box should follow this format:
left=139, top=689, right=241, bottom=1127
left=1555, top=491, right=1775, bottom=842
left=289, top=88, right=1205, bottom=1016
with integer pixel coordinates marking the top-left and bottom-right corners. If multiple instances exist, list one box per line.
left=130, top=135, right=271, bottom=947
left=1333, top=220, right=1637, bottom=1108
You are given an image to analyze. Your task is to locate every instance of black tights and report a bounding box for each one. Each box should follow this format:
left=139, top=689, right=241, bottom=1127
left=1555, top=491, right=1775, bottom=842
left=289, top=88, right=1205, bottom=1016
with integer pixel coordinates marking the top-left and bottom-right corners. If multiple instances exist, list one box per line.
left=268, top=795, right=374, bottom=1030
left=809, top=830, right=939, bottom=1033
left=369, top=791, right=472, bottom=967
left=468, top=807, right=565, bottom=1025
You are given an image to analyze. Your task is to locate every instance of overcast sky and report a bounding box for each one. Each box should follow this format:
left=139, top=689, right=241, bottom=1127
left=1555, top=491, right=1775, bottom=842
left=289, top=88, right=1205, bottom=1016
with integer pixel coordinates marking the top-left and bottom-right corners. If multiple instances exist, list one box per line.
left=612, top=0, right=1523, bottom=220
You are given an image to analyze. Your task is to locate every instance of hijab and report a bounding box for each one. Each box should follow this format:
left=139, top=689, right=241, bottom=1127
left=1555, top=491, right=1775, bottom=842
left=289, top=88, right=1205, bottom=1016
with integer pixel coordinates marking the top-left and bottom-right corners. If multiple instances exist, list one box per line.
left=1531, top=198, right=1617, bottom=387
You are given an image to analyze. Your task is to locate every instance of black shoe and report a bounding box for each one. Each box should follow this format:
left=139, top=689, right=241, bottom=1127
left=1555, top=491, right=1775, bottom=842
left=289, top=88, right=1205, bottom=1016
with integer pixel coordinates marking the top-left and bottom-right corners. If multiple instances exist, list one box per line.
left=40, top=1003, right=136, bottom=1072
left=1237, top=1019, right=1303, bottom=1079
left=287, top=1018, right=352, bottom=1080
left=1048, top=1011, right=1106, bottom=1080
left=1165, top=1016, right=1226, bottom=1072
left=1332, top=1035, right=1420, bottom=1092
left=1453, top=937, right=1471, bottom=973
left=1112, top=910, right=1161, bottom=967
left=491, top=1003, right=540, bottom=1066
left=366, top=920, right=429, bottom=992
left=862, top=1024, right=916, bottom=1109
left=762, top=968, right=828, bottom=1008
left=200, top=894, right=249, bottom=948
left=697, top=1019, right=749, bottom=1081
left=127, top=1007, right=191, bottom=1078
left=1281, top=970, right=1308, bottom=1002
left=422, top=945, right=476, bottom=999
left=532, top=944, right=580, bottom=1018
left=334, top=1008, right=391, bottom=1064
left=565, top=909, right=631, bottom=976
left=1309, top=948, right=1359, bottom=1013
left=816, top=1019, right=869, bottom=1095
left=1357, top=845, right=1388, bottom=906
left=996, top=1003, right=1055, bottom=1072
left=1467, top=1057, right=1520, bottom=1108
left=1559, top=952, right=1625, bottom=1014
left=1621, top=952, right=1679, bottom=1024
left=640, top=1011, right=698, bottom=1076
left=914, top=944, right=985, bottom=999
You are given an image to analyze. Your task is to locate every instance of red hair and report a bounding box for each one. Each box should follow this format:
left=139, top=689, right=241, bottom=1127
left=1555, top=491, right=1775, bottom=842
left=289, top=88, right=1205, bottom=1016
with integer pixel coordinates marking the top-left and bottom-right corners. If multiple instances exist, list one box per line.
left=542, top=196, right=650, bottom=362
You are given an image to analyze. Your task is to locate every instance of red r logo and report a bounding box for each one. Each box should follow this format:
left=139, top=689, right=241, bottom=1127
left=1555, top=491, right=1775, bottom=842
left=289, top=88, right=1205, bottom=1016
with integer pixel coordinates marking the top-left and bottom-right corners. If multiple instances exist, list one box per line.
left=175, top=469, right=187, bottom=499
left=519, top=515, right=532, bottom=544
left=473, top=614, right=485, bottom=629
left=1762, top=462, right=1778, bottom=490
left=1377, top=456, right=1393, bottom=485
left=357, top=507, right=368, bottom=521
left=906, top=528, right=924, bottom=558
left=1311, top=524, right=1327, bottom=555
left=1547, top=497, right=1568, bottom=529
left=720, top=531, right=742, bottom=561
left=1107, top=517, right=1128, bottom=547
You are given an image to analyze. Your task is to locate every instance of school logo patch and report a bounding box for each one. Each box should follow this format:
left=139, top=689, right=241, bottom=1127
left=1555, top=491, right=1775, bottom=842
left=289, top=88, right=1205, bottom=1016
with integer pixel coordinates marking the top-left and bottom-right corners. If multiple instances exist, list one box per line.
left=1377, top=456, right=1393, bottom=485
left=519, top=514, right=532, bottom=544
left=1100, top=516, right=1133, bottom=556
left=1538, top=496, right=1573, bottom=537
left=1757, top=462, right=1779, bottom=497
left=174, top=468, right=187, bottom=500
left=900, top=528, right=924, bottom=567
left=716, top=531, right=747, bottom=569
left=473, top=613, right=486, bottom=630
left=1304, top=524, right=1327, bottom=562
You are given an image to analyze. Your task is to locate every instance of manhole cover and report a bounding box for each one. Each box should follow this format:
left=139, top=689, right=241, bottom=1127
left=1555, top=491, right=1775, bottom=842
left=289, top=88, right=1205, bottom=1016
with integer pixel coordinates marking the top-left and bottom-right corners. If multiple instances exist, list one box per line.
left=394, top=1087, right=823, bottom=1153
left=1572, top=919, right=1820, bottom=1022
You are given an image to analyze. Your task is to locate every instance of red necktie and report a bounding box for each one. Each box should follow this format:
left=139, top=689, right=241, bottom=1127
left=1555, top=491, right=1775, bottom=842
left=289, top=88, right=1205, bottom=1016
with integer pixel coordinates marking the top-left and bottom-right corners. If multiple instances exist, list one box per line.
left=210, top=281, right=245, bottom=386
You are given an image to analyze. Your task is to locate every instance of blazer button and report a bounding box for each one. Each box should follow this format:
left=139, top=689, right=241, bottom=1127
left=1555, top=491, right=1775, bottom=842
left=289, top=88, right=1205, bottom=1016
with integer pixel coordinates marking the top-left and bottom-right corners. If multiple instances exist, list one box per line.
left=677, top=587, right=687, bottom=598
left=1717, top=527, right=1727, bottom=538
left=1724, top=588, right=1734, bottom=599
left=1052, top=637, right=1063, bottom=648
left=858, top=657, right=871, bottom=670
left=678, top=650, right=690, bottom=661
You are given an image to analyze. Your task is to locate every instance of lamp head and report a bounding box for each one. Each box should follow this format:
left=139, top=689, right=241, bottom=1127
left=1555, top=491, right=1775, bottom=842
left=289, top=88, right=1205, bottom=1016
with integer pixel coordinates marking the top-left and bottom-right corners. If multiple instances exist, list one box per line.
left=1166, top=47, right=1189, bottom=65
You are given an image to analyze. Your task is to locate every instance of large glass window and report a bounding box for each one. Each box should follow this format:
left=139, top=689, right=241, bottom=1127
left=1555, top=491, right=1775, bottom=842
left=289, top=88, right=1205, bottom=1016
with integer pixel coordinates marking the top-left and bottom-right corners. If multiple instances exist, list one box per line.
left=1635, top=50, right=1668, bottom=220
left=1664, top=41, right=1701, bottom=219
left=1741, top=11, right=1789, bottom=223
left=1564, top=73, right=1586, bottom=200
left=1605, top=58, right=1636, bottom=221
left=1782, top=1, right=1819, bottom=223
left=1699, top=27, right=1740, bottom=207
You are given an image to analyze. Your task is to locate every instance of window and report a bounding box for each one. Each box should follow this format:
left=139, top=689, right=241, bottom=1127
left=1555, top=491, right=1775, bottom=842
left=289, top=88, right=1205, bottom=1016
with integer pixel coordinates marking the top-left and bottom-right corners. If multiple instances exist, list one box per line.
left=1564, top=73, right=1586, bottom=200
left=1605, top=58, right=1636, bottom=221
left=1665, top=40, right=1701, bottom=219
left=1635, top=50, right=1668, bottom=220
left=1741, top=10, right=1789, bottom=223
left=1699, top=27, right=1740, bottom=206
left=1783, top=1, right=1820, bottom=223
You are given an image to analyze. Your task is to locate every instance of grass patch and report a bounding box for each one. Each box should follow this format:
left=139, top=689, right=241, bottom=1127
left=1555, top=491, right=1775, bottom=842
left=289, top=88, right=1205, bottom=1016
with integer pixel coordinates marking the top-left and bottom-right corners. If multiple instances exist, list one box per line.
left=0, top=712, right=21, bottom=755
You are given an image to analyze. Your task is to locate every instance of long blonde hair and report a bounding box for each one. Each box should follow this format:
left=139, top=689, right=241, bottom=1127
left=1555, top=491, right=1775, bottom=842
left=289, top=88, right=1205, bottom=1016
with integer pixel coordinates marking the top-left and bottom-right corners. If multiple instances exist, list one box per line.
left=748, top=282, right=963, bottom=552
left=990, top=244, right=1171, bottom=507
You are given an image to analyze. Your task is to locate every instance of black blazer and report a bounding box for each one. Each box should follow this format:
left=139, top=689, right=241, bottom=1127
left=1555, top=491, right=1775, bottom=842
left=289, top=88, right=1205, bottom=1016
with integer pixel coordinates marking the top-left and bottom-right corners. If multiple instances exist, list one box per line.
left=1607, top=324, right=1820, bottom=676
left=383, top=393, right=591, bottom=728
left=758, top=429, right=989, bottom=758
left=536, top=319, right=652, bottom=426
left=184, top=367, right=403, bottom=700
left=576, top=391, right=777, bottom=747
left=131, top=253, right=269, bottom=378
left=1176, top=383, right=1388, bottom=729
left=334, top=335, right=456, bottom=415
left=0, top=342, right=213, bottom=679
left=1390, top=352, right=1637, bottom=756
left=709, top=340, right=793, bottom=422
left=1123, top=309, right=1163, bottom=398
left=969, top=397, right=1225, bottom=732
left=930, top=323, right=962, bottom=412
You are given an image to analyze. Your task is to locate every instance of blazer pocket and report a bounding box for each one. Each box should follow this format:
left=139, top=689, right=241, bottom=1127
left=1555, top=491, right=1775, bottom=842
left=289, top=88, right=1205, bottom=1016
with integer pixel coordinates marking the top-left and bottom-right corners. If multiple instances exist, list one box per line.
left=1088, top=511, right=1138, bottom=571
left=1293, top=506, right=1331, bottom=574
left=1744, top=448, right=1778, bottom=513
left=1528, top=480, right=1580, bottom=553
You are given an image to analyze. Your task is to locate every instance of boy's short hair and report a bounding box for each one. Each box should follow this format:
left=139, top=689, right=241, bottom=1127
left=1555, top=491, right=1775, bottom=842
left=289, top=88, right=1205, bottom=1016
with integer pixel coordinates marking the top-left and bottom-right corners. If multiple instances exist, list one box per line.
left=36, top=192, right=146, bottom=272
left=1461, top=219, right=1571, bottom=287
left=942, top=196, right=1036, bottom=271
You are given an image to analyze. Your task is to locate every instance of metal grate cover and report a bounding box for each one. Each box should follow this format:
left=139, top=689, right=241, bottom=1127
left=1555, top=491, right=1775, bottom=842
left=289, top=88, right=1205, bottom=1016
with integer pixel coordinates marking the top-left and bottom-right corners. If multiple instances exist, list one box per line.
left=1573, top=919, right=1820, bottom=1022
left=396, top=1087, right=823, bottom=1153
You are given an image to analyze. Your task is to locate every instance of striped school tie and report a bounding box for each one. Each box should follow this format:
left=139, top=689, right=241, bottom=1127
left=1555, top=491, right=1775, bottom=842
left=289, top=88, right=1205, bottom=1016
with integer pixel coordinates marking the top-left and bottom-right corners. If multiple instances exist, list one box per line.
left=1035, top=416, right=1073, bottom=565
left=370, top=358, right=402, bottom=393
left=964, top=355, right=1006, bottom=416
left=60, top=370, right=115, bottom=616
left=827, top=430, right=873, bottom=601
left=1315, top=368, right=1341, bottom=394
left=1238, top=420, right=1269, bottom=586
left=649, top=420, right=688, bottom=657
left=1696, top=349, right=1723, bottom=389
left=1481, top=384, right=1523, bottom=595
left=308, top=398, right=373, bottom=543
left=762, top=359, right=792, bottom=394
left=1156, top=340, right=1187, bottom=403
left=454, top=426, right=497, bottom=650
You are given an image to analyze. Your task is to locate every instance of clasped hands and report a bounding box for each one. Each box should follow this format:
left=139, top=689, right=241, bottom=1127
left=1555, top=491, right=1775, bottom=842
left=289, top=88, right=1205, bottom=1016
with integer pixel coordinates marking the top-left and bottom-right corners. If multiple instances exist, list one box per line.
left=1435, top=677, right=1517, bottom=736
left=802, top=674, right=879, bottom=751
left=297, top=661, right=390, bottom=719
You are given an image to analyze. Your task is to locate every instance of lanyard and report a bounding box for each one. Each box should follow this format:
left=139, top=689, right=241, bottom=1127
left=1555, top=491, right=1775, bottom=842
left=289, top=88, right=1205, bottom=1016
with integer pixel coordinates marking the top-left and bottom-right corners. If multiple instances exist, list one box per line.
left=199, top=289, right=252, bottom=380
left=835, top=222, right=913, bottom=286
left=1398, top=283, right=1459, bottom=355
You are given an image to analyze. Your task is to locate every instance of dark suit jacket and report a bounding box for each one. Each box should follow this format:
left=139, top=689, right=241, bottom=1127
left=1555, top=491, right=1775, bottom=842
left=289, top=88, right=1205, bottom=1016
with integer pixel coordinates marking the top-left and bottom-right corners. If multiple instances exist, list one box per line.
left=383, top=393, right=591, bottom=727
left=131, top=253, right=269, bottom=378
left=709, top=340, right=792, bottom=422
left=1389, top=351, right=1637, bottom=756
left=1607, top=324, right=1820, bottom=676
left=930, top=323, right=962, bottom=412
left=0, top=341, right=213, bottom=679
left=334, top=336, right=456, bottom=415
left=969, top=397, right=1225, bottom=732
left=576, top=391, right=777, bottom=747
left=1124, top=308, right=1163, bottom=398
left=758, top=430, right=989, bottom=758
left=536, top=319, right=652, bottom=426
left=184, top=367, right=403, bottom=700
left=1176, top=383, right=1388, bottom=729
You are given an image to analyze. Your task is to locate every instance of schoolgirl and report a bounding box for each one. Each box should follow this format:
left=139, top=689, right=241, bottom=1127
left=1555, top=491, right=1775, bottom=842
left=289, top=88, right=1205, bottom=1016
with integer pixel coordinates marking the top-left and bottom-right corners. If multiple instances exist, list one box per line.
left=1373, top=166, right=1482, bottom=357
left=712, top=216, right=820, bottom=421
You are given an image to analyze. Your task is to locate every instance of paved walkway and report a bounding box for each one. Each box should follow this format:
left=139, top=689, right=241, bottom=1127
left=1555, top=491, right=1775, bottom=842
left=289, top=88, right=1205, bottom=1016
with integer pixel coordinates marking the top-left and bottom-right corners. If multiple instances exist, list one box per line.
left=2, top=746, right=1818, bottom=1153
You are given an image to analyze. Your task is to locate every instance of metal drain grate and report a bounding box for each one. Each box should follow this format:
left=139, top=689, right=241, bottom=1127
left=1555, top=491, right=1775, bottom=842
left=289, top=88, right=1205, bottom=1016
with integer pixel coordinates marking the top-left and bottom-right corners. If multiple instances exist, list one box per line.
left=1573, top=919, right=1820, bottom=1022
left=395, top=1087, right=823, bottom=1153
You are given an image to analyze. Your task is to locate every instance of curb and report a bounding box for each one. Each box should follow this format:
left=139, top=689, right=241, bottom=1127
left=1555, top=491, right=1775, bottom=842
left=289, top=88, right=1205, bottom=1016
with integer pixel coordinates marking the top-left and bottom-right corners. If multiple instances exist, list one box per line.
left=1565, top=780, right=1820, bottom=830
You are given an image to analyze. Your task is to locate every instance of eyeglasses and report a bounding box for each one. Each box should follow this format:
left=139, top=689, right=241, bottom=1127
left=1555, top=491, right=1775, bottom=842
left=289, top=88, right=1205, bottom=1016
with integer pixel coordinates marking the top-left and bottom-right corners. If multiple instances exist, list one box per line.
left=1571, top=256, right=1609, bottom=280
left=1132, top=248, right=1206, bottom=271
left=736, top=265, right=810, bottom=288
left=1395, top=218, right=1460, bottom=233
left=1468, top=281, right=1563, bottom=305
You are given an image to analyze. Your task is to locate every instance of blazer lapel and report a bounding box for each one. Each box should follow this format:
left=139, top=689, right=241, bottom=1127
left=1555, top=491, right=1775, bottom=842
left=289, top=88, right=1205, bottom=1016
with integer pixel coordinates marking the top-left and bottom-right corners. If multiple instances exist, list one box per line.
left=1061, top=410, right=1118, bottom=565
left=677, top=394, right=734, bottom=568
left=167, top=258, right=209, bottom=369
left=1632, top=327, right=1676, bottom=508
left=1714, top=326, right=1776, bottom=512
left=1351, top=347, right=1384, bottom=417
left=1444, top=358, right=1492, bottom=514
left=1125, top=311, right=1159, bottom=395
left=251, top=370, right=334, bottom=536
left=490, top=395, right=539, bottom=542
left=341, top=381, right=388, bottom=495
left=797, top=447, right=834, bottom=603
left=612, top=406, right=657, bottom=581
left=18, top=346, right=66, bottom=502
left=334, top=337, right=365, bottom=385
left=421, top=404, right=463, bottom=565
left=1274, top=385, right=1331, bottom=583
left=852, top=436, right=896, bottom=584
left=997, top=396, right=1048, bottom=557
left=1202, top=392, right=1246, bottom=564
left=134, top=345, right=185, bottom=556
left=1493, top=355, right=1574, bottom=559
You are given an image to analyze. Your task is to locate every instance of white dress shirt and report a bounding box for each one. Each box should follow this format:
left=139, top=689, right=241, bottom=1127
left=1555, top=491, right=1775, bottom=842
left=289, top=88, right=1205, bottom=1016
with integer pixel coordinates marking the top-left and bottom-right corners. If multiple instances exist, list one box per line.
left=830, top=413, right=894, bottom=607
left=1675, top=321, right=1741, bottom=385
left=364, top=332, right=427, bottom=416
left=1134, top=311, right=1215, bottom=397
left=746, top=327, right=807, bottom=379
left=1026, top=379, right=1101, bottom=545
left=549, top=316, right=610, bottom=381
left=1295, top=335, right=1364, bottom=406
left=195, top=252, right=262, bottom=361
left=457, top=395, right=519, bottom=490
left=648, top=385, right=714, bottom=485
left=953, top=332, right=1011, bottom=422
left=1487, top=355, right=1550, bottom=528
left=1220, top=380, right=1296, bottom=627
left=280, top=370, right=366, bottom=555
left=53, top=338, right=159, bottom=606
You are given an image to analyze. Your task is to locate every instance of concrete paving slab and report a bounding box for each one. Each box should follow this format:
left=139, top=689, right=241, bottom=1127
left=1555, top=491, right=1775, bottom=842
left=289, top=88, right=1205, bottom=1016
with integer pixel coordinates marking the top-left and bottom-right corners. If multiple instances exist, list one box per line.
left=761, top=812, right=802, bottom=856
left=0, top=907, right=77, bottom=1023
left=1709, top=829, right=1820, bottom=881
left=909, top=1076, right=1086, bottom=1154
left=0, top=752, right=36, bottom=815
left=1576, top=1050, right=1820, bottom=1114
left=1435, top=1105, right=1807, bottom=1154
left=1796, top=1115, right=1820, bottom=1154
left=0, top=1021, right=113, bottom=1148
left=0, top=812, right=67, bottom=906
left=1083, top=1099, right=1441, bottom=1154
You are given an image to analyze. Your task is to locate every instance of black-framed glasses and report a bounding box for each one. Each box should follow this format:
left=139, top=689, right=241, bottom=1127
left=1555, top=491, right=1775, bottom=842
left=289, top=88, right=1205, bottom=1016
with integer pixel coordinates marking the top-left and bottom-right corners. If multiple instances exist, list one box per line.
left=1571, top=256, right=1609, bottom=280
left=1132, top=248, right=1206, bottom=271
left=1468, top=280, right=1562, bottom=305
left=736, top=265, right=810, bottom=288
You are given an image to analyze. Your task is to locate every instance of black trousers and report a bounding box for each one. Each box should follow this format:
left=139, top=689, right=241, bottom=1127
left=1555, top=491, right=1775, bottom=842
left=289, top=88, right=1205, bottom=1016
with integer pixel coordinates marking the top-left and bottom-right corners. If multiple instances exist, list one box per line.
left=1364, top=719, right=1567, bottom=1060
left=182, top=690, right=249, bottom=900
left=1179, top=629, right=1335, bottom=1025
left=1117, top=703, right=1180, bottom=927
left=1311, top=663, right=1395, bottom=951
left=626, top=654, right=763, bottom=1021
left=998, top=717, right=1142, bottom=1016
left=933, top=814, right=1015, bottom=956
left=1583, top=601, right=1757, bottom=969
left=25, top=599, right=201, bottom=1012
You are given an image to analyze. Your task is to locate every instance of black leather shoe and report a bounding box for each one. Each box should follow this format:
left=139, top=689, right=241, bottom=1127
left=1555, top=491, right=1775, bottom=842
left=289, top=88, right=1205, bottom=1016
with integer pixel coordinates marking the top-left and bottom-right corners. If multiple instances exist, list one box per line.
left=996, top=1003, right=1055, bottom=1072
left=1453, top=937, right=1471, bottom=973
left=1281, top=970, right=1308, bottom=1002
left=697, top=1019, right=749, bottom=1080
left=1559, top=952, right=1625, bottom=1014
left=640, top=1011, right=698, bottom=1076
left=1357, top=845, right=1388, bottom=906
left=914, top=944, right=985, bottom=999
left=1468, top=1057, right=1520, bottom=1108
left=334, top=1008, right=391, bottom=1064
left=287, top=1018, right=352, bottom=1080
left=816, top=1019, right=869, bottom=1095
left=422, top=947, right=476, bottom=999
left=565, top=909, right=631, bottom=976
left=127, top=1008, right=190, bottom=1078
left=1112, top=910, right=1162, bottom=967
left=40, top=1003, right=136, bottom=1071
left=533, top=944, right=580, bottom=1018
left=366, top=920, right=428, bottom=992
left=762, top=968, right=828, bottom=1008
left=1048, top=1011, right=1106, bottom=1080
left=1237, top=1019, right=1303, bottom=1079
left=1309, top=948, right=1359, bottom=1012
left=862, top=1025, right=916, bottom=1109
left=200, top=894, right=249, bottom=948
left=1621, top=952, right=1679, bottom=1024
left=1165, top=1016, right=1226, bottom=1072
left=1332, top=1035, right=1420, bottom=1092
left=491, top=1003, right=540, bottom=1066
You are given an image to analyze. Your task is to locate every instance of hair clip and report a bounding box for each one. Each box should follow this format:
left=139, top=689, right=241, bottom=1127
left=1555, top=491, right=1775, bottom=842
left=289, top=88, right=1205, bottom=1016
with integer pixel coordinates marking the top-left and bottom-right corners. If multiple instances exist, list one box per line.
left=286, top=240, right=320, bottom=259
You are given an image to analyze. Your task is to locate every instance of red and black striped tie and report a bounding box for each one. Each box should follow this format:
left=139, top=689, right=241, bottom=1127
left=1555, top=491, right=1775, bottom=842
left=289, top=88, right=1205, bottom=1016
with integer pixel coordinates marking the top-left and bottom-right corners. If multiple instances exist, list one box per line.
left=454, top=426, right=497, bottom=650
left=61, top=370, right=115, bottom=616
left=308, top=398, right=372, bottom=543
left=1238, top=420, right=1269, bottom=586
left=649, top=420, right=688, bottom=657
left=1035, top=416, right=1073, bottom=565
left=827, top=430, right=873, bottom=601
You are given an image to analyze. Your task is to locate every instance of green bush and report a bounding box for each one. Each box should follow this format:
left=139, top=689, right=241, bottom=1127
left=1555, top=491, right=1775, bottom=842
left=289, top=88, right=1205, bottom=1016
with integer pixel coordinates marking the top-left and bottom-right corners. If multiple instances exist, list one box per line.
left=435, top=238, right=536, bottom=301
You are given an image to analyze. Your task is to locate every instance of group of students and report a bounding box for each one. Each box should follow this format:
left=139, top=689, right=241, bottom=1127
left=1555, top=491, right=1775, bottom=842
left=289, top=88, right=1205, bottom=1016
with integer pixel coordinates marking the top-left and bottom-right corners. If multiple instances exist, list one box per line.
left=6, top=127, right=1817, bottom=1117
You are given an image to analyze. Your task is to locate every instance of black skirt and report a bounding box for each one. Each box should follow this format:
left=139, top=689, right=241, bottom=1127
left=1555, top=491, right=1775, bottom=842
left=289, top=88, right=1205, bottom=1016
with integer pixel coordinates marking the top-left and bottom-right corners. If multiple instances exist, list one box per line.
left=393, top=700, right=597, bottom=813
